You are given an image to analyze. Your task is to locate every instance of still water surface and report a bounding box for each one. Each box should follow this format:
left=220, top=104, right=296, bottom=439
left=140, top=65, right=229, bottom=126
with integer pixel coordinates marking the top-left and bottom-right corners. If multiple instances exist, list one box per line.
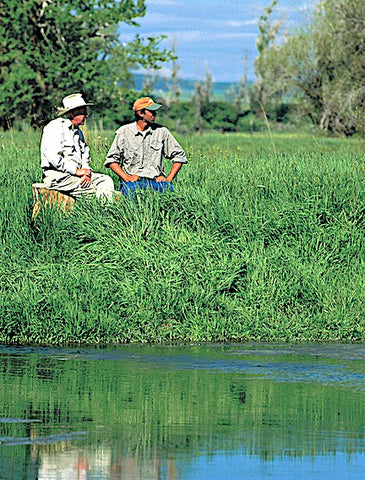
left=0, top=343, right=364, bottom=479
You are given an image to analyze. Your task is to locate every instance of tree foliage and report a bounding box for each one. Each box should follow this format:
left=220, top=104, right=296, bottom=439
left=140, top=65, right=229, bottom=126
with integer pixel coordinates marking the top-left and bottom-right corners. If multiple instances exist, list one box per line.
left=253, top=0, right=282, bottom=110
left=254, top=0, right=365, bottom=135
left=0, top=0, right=174, bottom=126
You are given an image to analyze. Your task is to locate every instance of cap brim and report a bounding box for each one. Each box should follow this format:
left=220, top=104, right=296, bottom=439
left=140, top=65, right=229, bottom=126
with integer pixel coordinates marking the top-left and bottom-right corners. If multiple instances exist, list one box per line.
left=145, top=103, right=162, bottom=111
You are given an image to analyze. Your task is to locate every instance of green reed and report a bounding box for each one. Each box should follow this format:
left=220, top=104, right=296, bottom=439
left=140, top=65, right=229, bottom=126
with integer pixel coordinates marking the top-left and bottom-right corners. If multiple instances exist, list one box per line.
left=0, top=128, right=364, bottom=344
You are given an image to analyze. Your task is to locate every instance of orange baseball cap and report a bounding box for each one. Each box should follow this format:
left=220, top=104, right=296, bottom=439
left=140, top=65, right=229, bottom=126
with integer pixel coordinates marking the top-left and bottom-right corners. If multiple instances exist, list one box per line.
left=132, top=97, right=163, bottom=112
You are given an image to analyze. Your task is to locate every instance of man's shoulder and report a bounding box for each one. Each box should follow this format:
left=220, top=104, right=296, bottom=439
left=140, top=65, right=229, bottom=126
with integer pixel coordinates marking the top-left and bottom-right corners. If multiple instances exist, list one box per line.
left=44, top=117, right=70, bottom=131
left=115, top=122, right=135, bottom=134
left=151, top=124, right=170, bottom=135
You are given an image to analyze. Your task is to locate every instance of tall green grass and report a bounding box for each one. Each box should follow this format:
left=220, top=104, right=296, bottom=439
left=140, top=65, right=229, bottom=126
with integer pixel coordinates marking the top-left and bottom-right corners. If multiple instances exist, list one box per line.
left=0, top=128, right=364, bottom=344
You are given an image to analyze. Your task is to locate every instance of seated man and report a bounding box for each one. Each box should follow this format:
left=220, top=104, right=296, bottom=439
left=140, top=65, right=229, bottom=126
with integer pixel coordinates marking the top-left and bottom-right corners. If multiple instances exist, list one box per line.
left=104, top=97, right=187, bottom=195
left=41, top=93, right=115, bottom=200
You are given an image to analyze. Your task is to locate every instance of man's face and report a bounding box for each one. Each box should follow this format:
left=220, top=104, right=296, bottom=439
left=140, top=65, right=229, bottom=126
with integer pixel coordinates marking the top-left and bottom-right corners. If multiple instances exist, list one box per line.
left=139, top=108, right=157, bottom=125
left=70, top=107, right=88, bottom=126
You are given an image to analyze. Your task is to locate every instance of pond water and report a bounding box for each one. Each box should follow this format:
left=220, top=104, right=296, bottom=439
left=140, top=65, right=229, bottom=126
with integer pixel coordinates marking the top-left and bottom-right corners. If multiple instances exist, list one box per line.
left=0, top=343, right=364, bottom=479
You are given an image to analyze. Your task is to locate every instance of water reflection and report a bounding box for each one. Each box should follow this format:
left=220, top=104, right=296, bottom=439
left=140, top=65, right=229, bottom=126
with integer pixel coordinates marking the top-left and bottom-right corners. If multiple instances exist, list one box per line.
left=0, top=343, right=364, bottom=479
left=37, top=448, right=179, bottom=480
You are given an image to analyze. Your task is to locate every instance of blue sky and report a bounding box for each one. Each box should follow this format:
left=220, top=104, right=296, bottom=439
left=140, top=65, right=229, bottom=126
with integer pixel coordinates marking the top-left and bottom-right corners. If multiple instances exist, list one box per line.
left=119, top=0, right=318, bottom=83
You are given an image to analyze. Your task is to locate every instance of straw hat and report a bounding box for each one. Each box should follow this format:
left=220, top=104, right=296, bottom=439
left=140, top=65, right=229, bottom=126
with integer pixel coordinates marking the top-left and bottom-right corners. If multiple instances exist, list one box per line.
left=57, top=93, right=93, bottom=116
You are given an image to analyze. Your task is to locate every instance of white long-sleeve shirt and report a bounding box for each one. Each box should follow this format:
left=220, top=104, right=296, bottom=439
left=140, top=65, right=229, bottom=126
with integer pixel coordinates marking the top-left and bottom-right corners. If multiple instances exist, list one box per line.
left=40, top=117, right=91, bottom=175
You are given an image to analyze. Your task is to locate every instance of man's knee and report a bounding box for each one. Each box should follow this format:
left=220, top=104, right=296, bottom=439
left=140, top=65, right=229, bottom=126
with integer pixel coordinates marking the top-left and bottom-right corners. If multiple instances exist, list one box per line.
left=104, top=175, right=115, bottom=188
left=92, top=173, right=115, bottom=199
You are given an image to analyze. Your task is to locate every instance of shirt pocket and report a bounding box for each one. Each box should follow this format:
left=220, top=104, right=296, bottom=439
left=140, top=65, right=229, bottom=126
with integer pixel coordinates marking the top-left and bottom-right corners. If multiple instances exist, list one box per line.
left=150, top=141, right=163, bottom=166
left=150, top=140, right=163, bottom=152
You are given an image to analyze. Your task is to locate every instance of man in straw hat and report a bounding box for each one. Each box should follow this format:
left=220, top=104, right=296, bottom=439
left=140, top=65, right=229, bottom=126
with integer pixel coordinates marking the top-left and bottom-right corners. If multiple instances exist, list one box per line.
left=105, top=96, right=187, bottom=195
left=40, top=93, right=114, bottom=200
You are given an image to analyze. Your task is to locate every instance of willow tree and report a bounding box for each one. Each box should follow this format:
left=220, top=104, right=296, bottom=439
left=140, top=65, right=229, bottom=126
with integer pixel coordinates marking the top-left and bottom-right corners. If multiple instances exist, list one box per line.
left=0, top=0, right=173, bottom=126
left=312, top=0, right=365, bottom=134
left=254, top=0, right=365, bottom=135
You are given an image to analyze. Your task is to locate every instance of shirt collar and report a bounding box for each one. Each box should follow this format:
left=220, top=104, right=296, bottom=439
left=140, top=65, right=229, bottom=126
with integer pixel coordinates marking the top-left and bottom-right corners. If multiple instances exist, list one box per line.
left=64, top=119, right=78, bottom=131
left=134, top=123, right=152, bottom=136
left=62, top=118, right=79, bottom=131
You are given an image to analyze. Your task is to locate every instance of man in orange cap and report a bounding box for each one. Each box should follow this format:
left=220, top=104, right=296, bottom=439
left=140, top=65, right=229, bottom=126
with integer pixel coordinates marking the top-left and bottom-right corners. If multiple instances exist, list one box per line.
left=105, top=96, right=187, bottom=195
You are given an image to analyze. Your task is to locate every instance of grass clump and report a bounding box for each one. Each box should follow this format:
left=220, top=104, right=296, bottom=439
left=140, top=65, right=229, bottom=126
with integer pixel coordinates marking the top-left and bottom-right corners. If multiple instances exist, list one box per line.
left=0, top=129, right=364, bottom=345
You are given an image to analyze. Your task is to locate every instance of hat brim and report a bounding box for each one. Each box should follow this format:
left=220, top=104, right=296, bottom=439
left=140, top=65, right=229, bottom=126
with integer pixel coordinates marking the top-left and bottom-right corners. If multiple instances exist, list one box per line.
left=145, top=103, right=162, bottom=111
left=56, top=103, right=93, bottom=117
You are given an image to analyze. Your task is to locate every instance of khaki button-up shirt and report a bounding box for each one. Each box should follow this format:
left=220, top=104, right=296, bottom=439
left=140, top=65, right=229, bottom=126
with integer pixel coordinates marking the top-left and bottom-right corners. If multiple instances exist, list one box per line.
left=105, top=122, right=187, bottom=179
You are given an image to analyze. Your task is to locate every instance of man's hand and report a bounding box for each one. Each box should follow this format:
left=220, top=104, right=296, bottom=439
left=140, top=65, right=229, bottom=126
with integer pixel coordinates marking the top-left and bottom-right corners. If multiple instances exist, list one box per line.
left=75, top=168, right=92, bottom=188
left=80, top=174, right=91, bottom=188
left=126, top=174, right=140, bottom=182
left=155, top=175, right=168, bottom=183
left=157, top=163, right=182, bottom=183
left=76, top=168, right=92, bottom=177
left=109, top=163, right=139, bottom=183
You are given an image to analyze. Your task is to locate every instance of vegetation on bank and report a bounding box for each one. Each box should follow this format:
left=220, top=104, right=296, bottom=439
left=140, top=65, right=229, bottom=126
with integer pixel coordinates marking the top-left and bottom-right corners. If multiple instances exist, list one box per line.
left=0, top=128, right=364, bottom=345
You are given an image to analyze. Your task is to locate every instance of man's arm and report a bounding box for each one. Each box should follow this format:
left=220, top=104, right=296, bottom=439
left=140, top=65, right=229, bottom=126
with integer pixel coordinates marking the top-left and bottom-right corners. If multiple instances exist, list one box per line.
left=41, top=120, right=82, bottom=174
left=163, top=129, right=188, bottom=164
left=77, top=129, right=92, bottom=171
left=108, top=162, right=140, bottom=183
left=105, top=131, right=140, bottom=183
left=155, top=128, right=187, bottom=182
left=155, top=162, right=182, bottom=183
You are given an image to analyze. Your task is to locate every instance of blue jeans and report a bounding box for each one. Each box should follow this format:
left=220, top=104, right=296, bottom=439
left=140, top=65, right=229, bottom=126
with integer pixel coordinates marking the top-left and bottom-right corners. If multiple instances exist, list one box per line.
left=120, top=178, right=174, bottom=197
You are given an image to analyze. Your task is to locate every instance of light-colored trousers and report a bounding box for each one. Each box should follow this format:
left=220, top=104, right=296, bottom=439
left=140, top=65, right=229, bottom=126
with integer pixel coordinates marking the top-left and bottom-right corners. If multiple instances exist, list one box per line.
left=43, top=170, right=115, bottom=200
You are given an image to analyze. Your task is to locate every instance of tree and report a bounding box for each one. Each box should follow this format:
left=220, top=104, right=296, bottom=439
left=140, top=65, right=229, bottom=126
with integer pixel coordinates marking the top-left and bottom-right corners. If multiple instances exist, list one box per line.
left=312, top=0, right=365, bottom=134
left=0, top=0, right=174, bottom=127
left=164, top=42, right=181, bottom=106
left=226, top=73, right=249, bottom=113
left=202, top=69, right=212, bottom=105
left=254, top=0, right=365, bottom=135
left=142, top=69, right=159, bottom=93
left=253, top=0, right=282, bottom=111
left=195, top=83, right=203, bottom=136
left=191, top=69, right=213, bottom=135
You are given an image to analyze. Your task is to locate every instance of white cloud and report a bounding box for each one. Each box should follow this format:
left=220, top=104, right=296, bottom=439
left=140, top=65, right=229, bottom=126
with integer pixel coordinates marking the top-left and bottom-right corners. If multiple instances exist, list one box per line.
left=155, top=30, right=257, bottom=45
left=165, top=30, right=204, bottom=43
left=227, top=19, right=258, bottom=28
left=145, top=0, right=178, bottom=5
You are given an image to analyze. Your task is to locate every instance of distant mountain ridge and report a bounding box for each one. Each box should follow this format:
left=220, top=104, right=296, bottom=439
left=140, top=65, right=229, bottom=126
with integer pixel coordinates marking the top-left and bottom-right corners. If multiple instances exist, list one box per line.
left=132, top=73, right=244, bottom=100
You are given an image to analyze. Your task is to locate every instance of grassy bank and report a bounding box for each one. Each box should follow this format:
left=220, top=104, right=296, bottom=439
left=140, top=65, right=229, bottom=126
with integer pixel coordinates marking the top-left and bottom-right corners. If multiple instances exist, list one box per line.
left=0, top=128, right=364, bottom=345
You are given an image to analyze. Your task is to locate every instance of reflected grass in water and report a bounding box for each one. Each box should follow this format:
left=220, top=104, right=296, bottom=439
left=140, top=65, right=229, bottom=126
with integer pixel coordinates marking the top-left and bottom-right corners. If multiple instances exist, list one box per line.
left=0, top=344, right=364, bottom=466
